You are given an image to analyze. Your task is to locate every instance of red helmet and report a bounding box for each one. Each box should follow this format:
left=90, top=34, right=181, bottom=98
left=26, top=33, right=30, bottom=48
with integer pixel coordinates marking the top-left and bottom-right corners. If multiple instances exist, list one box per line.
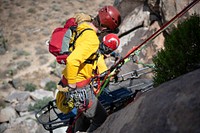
left=103, top=33, right=120, bottom=51
left=98, top=6, right=121, bottom=31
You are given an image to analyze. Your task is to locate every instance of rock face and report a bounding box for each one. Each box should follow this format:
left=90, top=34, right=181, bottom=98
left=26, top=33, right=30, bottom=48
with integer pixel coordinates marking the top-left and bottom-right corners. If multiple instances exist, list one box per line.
left=114, top=0, right=200, bottom=78
left=95, top=68, right=200, bottom=133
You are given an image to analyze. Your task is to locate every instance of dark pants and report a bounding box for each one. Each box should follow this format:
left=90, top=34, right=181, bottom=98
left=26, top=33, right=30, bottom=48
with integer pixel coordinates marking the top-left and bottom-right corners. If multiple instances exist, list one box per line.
left=74, top=97, right=108, bottom=133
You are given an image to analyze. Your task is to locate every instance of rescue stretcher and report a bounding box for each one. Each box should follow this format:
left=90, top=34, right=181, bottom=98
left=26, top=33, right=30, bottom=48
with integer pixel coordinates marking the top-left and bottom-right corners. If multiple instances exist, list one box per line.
left=35, top=87, right=136, bottom=132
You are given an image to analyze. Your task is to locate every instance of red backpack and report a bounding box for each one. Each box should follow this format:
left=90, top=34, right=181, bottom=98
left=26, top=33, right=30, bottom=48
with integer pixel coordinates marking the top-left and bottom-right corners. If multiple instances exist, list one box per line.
left=49, top=18, right=92, bottom=64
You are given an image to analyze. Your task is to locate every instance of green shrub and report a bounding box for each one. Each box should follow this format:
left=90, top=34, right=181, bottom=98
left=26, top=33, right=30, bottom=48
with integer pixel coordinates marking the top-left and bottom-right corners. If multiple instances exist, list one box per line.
left=0, top=34, right=8, bottom=55
left=45, top=81, right=57, bottom=91
left=16, top=50, right=30, bottom=56
left=153, top=14, right=200, bottom=86
left=25, top=83, right=37, bottom=92
left=28, top=97, right=53, bottom=112
left=27, top=8, right=36, bottom=14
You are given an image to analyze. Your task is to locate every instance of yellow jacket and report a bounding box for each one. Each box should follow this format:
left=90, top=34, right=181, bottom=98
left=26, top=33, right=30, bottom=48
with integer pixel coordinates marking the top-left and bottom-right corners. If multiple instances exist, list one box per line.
left=62, top=22, right=107, bottom=84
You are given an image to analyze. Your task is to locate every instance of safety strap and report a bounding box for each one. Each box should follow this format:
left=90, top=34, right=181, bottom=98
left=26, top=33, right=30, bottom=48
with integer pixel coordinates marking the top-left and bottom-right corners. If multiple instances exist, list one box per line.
left=69, top=27, right=93, bottom=50
left=70, top=27, right=100, bottom=65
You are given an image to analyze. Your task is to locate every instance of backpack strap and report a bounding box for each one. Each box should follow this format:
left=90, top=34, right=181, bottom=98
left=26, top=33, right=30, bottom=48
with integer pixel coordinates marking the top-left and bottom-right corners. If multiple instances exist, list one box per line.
left=84, top=51, right=100, bottom=64
left=76, top=28, right=93, bottom=39
left=69, top=28, right=93, bottom=50
left=68, top=27, right=100, bottom=65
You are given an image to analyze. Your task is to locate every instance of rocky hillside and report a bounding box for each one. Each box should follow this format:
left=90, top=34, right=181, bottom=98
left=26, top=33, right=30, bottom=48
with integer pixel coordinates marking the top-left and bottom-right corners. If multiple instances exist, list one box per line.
left=0, top=0, right=200, bottom=133
left=0, top=0, right=112, bottom=95
left=96, top=68, right=200, bottom=133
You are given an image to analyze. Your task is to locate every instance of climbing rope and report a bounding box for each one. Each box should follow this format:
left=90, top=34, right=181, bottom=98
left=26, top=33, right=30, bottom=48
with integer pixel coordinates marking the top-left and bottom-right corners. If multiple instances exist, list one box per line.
left=99, top=0, right=200, bottom=89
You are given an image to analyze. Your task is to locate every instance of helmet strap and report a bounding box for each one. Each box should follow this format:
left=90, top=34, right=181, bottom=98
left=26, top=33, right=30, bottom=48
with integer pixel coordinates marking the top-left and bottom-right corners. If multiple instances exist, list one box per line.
left=99, top=42, right=113, bottom=55
left=92, top=16, right=101, bottom=29
left=97, top=29, right=101, bottom=34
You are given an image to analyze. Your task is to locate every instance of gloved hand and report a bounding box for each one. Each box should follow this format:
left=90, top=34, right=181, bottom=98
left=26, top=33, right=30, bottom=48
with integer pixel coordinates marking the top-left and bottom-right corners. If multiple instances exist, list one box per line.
left=110, top=52, right=121, bottom=62
left=56, top=91, right=74, bottom=114
left=63, top=96, right=74, bottom=109
left=110, top=68, right=120, bottom=82
left=57, top=80, right=75, bottom=92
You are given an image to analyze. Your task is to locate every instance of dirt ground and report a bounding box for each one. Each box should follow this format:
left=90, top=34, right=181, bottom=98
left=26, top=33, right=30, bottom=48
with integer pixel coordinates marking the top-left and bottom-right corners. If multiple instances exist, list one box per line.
left=0, top=0, right=114, bottom=90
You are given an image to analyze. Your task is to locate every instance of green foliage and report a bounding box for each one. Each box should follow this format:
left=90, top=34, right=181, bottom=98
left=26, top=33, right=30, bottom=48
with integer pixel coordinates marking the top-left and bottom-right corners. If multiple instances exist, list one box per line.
left=27, top=8, right=36, bottom=14
left=45, top=81, right=57, bottom=91
left=16, top=50, right=30, bottom=56
left=0, top=100, right=6, bottom=108
left=49, top=60, right=57, bottom=69
left=0, top=34, right=8, bottom=55
left=25, top=83, right=37, bottom=92
left=153, top=14, right=200, bottom=86
left=28, top=97, right=53, bottom=112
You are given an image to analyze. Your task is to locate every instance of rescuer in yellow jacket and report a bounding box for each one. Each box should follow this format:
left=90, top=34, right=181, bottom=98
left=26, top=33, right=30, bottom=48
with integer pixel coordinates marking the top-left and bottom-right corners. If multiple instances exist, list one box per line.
left=62, top=22, right=107, bottom=84
left=56, top=5, right=121, bottom=133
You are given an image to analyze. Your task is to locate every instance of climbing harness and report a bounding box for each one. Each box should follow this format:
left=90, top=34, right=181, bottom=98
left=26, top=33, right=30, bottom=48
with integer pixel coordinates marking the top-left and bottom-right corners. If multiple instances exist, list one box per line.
left=67, top=89, right=89, bottom=108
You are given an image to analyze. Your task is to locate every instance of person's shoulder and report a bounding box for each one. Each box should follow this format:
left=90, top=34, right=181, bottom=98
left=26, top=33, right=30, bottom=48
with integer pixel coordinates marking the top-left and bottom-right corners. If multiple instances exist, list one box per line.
left=77, top=23, right=97, bottom=38
left=78, top=22, right=93, bottom=30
